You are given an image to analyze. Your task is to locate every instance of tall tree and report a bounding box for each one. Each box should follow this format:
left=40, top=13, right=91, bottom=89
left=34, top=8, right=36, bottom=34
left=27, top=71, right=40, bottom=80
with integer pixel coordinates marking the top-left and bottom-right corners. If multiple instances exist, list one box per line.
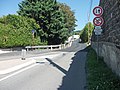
left=80, top=22, right=94, bottom=42
left=18, top=0, right=71, bottom=45
left=59, top=3, right=77, bottom=33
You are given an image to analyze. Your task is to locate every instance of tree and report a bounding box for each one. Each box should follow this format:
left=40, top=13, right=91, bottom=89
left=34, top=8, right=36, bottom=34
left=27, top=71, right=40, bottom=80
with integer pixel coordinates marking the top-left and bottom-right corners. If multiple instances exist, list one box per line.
left=74, top=30, right=81, bottom=35
left=0, top=14, right=43, bottom=48
left=59, top=3, right=77, bottom=33
left=17, top=0, right=76, bottom=45
left=80, top=22, right=94, bottom=42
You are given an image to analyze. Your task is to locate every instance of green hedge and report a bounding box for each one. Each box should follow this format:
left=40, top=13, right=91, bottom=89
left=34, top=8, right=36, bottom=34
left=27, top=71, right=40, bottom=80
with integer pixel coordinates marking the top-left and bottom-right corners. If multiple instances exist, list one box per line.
left=0, top=15, right=46, bottom=48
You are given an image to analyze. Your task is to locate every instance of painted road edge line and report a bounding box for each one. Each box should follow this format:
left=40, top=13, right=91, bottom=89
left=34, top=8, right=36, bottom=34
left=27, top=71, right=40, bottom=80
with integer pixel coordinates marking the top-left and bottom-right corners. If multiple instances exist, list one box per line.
left=0, top=60, right=36, bottom=74
left=0, top=64, right=37, bottom=82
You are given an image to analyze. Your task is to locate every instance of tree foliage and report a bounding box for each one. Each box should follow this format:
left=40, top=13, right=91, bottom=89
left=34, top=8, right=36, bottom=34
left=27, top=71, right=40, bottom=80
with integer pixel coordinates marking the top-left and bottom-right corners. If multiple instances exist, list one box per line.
left=80, top=22, right=94, bottom=42
left=59, top=3, right=77, bottom=33
left=0, top=14, right=44, bottom=48
left=17, top=0, right=76, bottom=45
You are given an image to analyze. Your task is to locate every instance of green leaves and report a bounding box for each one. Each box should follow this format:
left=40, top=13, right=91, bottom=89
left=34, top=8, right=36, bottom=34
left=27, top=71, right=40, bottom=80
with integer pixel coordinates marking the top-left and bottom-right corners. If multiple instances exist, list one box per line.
left=18, top=0, right=76, bottom=45
left=0, top=0, right=76, bottom=47
left=59, top=3, right=77, bottom=32
left=80, top=22, right=94, bottom=42
left=0, top=15, right=42, bottom=48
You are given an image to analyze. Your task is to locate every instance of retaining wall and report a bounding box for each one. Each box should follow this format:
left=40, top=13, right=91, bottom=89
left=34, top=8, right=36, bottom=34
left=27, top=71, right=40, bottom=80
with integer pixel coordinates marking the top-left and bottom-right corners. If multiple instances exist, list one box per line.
left=91, top=0, right=120, bottom=76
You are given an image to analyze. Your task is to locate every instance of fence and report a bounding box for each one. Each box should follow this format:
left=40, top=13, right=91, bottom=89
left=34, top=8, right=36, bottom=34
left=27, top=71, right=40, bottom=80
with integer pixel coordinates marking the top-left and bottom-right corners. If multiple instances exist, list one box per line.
left=25, top=42, right=72, bottom=51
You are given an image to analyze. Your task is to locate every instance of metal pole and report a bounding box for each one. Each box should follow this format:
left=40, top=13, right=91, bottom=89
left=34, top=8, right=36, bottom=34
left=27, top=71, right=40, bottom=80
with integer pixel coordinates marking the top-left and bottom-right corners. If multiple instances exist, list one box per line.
left=98, top=36, right=99, bottom=58
left=97, top=35, right=99, bottom=61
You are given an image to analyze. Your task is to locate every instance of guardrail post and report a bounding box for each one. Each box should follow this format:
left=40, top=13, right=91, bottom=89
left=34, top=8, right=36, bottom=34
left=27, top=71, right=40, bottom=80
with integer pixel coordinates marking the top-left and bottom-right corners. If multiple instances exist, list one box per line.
left=61, top=44, right=62, bottom=49
left=63, top=44, right=65, bottom=48
left=27, top=48, right=29, bottom=51
left=51, top=45, right=53, bottom=50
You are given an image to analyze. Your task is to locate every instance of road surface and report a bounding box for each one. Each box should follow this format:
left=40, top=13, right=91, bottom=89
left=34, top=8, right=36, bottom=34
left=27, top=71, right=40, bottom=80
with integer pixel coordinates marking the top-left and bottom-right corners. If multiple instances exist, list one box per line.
left=0, top=40, right=87, bottom=90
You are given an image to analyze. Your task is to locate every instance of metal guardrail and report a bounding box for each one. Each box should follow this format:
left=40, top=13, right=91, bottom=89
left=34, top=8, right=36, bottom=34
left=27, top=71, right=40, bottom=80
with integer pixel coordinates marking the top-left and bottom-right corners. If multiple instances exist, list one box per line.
left=21, top=41, right=73, bottom=60
left=25, top=40, right=73, bottom=51
left=25, top=44, right=66, bottom=51
left=21, top=44, right=68, bottom=60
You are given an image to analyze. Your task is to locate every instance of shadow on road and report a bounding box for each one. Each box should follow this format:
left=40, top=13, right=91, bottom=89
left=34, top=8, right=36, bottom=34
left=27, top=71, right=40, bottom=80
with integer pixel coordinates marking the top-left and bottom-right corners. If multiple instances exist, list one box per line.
left=45, top=58, right=67, bottom=74
left=46, top=46, right=89, bottom=90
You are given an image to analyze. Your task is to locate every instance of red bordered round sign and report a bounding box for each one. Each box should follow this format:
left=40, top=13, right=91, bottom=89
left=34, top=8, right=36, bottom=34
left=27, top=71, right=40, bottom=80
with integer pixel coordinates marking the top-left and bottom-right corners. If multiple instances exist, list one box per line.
left=93, top=17, right=104, bottom=26
left=93, top=6, right=103, bottom=17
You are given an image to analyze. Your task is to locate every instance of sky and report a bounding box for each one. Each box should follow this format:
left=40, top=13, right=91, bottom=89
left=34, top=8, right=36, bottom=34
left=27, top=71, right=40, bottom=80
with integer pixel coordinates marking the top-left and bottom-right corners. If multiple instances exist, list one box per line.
left=0, top=0, right=100, bottom=30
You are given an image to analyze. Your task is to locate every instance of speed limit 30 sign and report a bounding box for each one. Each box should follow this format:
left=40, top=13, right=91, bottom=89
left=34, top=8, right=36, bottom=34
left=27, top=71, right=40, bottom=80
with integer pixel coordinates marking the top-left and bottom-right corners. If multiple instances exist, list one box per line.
left=93, top=17, right=104, bottom=26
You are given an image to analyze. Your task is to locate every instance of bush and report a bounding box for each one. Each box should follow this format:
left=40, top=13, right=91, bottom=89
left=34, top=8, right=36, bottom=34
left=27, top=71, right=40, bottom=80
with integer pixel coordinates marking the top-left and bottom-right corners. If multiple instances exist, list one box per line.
left=0, top=15, right=45, bottom=48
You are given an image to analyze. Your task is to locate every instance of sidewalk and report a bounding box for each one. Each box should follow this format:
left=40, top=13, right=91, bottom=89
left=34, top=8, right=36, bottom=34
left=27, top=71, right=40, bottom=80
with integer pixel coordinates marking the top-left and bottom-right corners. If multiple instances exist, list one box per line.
left=0, top=53, right=62, bottom=75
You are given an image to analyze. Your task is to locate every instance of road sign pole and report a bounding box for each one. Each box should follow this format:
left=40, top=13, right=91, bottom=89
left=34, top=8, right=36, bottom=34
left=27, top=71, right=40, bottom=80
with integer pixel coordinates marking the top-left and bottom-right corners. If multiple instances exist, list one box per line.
left=94, top=27, right=103, bottom=61
left=97, top=35, right=99, bottom=61
left=93, top=6, right=104, bottom=61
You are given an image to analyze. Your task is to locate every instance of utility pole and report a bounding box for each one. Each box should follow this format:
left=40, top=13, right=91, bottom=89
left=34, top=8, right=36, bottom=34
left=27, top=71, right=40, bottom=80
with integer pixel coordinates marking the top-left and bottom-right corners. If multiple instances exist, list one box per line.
left=87, top=0, right=93, bottom=45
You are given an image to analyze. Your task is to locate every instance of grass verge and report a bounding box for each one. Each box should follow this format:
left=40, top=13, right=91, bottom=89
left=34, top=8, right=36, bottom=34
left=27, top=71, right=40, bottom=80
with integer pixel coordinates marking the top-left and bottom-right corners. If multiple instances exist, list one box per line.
left=87, top=46, right=120, bottom=90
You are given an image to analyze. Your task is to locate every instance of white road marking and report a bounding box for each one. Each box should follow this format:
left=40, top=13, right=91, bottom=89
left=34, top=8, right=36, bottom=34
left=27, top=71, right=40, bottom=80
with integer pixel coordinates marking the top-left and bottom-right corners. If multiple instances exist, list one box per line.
left=0, top=64, right=37, bottom=82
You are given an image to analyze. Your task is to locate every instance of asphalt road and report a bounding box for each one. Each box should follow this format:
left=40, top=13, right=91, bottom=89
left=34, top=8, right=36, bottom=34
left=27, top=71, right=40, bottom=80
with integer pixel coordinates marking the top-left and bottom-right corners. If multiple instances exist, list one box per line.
left=0, top=40, right=87, bottom=90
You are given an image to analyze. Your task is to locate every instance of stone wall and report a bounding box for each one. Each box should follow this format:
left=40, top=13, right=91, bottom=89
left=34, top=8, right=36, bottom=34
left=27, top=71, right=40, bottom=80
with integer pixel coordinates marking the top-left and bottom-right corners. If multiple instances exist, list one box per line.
left=91, top=0, right=120, bottom=76
left=100, top=0, right=120, bottom=45
left=92, top=42, right=120, bottom=76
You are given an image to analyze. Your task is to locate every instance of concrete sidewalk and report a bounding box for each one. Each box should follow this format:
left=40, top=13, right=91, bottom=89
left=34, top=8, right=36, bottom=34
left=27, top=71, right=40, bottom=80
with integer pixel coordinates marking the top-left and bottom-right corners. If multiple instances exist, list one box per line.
left=0, top=53, right=61, bottom=75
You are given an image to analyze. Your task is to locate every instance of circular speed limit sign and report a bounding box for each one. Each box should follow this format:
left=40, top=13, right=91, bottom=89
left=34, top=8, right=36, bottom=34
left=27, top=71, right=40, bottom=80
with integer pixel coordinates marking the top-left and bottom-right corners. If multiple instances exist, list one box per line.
left=93, top=17, right=104, bottom=26
left=93, top=6, right=103, bottom=17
